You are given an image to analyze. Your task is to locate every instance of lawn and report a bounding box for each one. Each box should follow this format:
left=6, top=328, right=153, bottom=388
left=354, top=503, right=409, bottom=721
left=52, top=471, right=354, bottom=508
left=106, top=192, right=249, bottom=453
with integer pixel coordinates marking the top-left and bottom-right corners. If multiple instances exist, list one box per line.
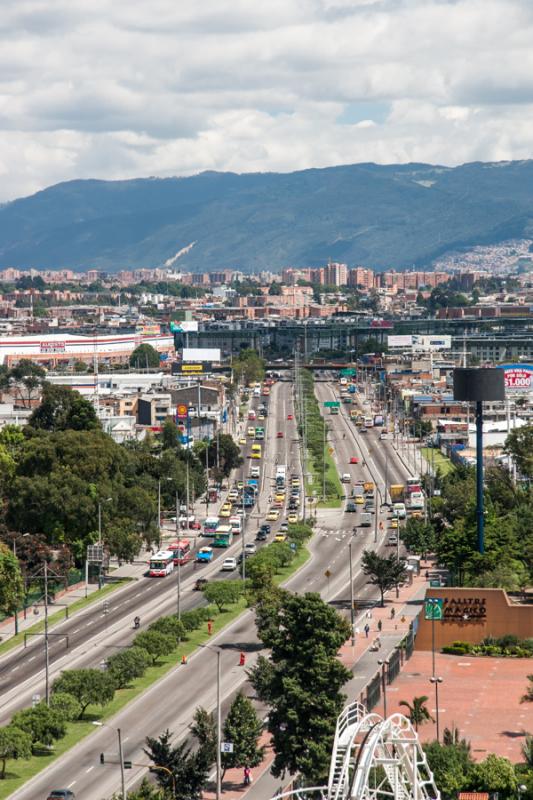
left=0, top=579, right=132, bottom=658
left=0, top=546, right=311, bottom=798
left=421, top=447, right=454, bottom=476
left=305, top=449, right=343, bottom=509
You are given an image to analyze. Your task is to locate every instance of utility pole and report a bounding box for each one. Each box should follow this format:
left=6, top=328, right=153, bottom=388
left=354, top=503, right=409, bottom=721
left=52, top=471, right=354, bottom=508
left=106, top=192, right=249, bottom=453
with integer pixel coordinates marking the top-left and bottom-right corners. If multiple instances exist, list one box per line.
left=44, top=562, right=50, bottom=705
left=176, top=493, right=181, bottom=620
left=349, top=541, right=355, bottom=645
left=216, top=649, right=222, bottom=800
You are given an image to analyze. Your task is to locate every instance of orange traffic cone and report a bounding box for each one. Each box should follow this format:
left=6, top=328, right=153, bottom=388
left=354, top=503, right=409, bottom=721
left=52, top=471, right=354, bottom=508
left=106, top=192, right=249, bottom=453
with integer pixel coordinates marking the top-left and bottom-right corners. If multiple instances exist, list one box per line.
left=181, top=654, right=187, bottom=665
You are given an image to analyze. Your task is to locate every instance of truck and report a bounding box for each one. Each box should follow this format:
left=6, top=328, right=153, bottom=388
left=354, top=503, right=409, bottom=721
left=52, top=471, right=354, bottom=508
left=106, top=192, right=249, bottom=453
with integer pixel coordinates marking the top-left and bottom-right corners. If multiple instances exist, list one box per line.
left=373, top=414, right=384, bottom=427
left=406, top=477, right=422, bottom=495
left=389, top=484, right=405, bottom=503
left=364, top=416, right=374, bottom=427
left=275, top=465, right=287, bottom=487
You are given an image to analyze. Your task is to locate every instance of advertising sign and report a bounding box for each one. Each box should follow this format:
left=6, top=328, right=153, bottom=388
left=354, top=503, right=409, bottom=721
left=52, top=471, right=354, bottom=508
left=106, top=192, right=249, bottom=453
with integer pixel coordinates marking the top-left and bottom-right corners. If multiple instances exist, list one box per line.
left=387, top=335, right=413, bottom=348
left=183, top=347, right=221, bottom=363
left=178, top=363, right=209, bottom=374
left=500, top=364, right=533, bottom=392
left=412, top=335, right=452, bottom=351
left=40, top=341, right=66, bottom=353
left=170, top=321, right=199, bottom=333
left=176, top=404, right=188, bottom=420
left=424, top=598, right=443, bottom=620
left=324, top=401, right=340, bottom=408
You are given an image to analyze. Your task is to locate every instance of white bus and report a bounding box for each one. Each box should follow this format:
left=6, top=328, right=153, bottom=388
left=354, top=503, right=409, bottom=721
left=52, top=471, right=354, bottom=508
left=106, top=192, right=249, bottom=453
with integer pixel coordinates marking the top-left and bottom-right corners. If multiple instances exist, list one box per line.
left=148, top=550, right=175, bottom=577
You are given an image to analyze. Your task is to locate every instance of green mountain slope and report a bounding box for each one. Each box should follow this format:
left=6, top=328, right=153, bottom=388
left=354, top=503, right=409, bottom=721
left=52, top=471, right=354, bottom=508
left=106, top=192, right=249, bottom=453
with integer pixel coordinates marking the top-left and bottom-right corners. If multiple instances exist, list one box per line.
left=1, top=160, right=532, bottom=272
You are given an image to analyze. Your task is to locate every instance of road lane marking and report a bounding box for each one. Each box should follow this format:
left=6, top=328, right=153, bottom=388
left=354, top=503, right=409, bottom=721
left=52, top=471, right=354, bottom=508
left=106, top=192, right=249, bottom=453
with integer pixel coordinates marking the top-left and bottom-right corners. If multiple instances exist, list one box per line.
left=28, top=656, right=35, bottom=662
left=72, top=628, right=80, bottom=633
left=68, top=781, right=77, bottom=787
left=85, top=765, right=94, bottom=773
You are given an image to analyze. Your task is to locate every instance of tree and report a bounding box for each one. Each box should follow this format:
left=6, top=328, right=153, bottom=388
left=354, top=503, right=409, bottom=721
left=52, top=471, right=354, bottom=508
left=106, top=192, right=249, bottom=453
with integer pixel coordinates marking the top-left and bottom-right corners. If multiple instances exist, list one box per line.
left=129, top=344, right=161, bottom=370
left=361, top=551, right=407, bottom=607
left=52, top=669, right=116, bottom=718
left=399, top=696, right=434, bottom=731
left=190, top=707, right=217, bottom=767
left=0, top=726, right=32, bottom=779
left=29, top=384, right=99, bottom=432
left=232, top=349, right=265, bottom=385
left=109, top=778, right=166, bottom=799
left=49, top=692, right=81, bottom=722
left=222, top=692, right=264, bottom=775
left=402, top=519, right=436, bottom=558
left=250, top=591, right=351, bottom=784
left=12, top=703, right=67, bottom=751
left=470, top=754, right=518, bottom=798
left=268, top=282, right=282, bottom=295
left=207, top=433, right=243, bottom=478
left=107, top=648, right=152, bottom=689
left=161, top=419, right=180, bottom=450
left=3, top=361, right=46, bottom=408
left=202, top=580, right=244, bottom=612
left=105, top=520, right=143, bottom=563
left=505, top=425, right=533, bottom=479
left=0, top=543, right=24, bottom=618
left=521, top=675, right=533, bottom=703
left=144, top=729, right=209, bottom=800
left=148, top=615, right=187, bottom=644
left=134, top=630, right=175, bottom=664
left=424, top=739, right=473, bottom=800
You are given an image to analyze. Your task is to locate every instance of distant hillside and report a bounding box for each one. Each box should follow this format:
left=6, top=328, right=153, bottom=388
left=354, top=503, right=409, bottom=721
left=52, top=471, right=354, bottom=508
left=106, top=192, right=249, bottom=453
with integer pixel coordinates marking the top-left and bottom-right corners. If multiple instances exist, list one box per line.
left=1, top=160, right=533, bottom=272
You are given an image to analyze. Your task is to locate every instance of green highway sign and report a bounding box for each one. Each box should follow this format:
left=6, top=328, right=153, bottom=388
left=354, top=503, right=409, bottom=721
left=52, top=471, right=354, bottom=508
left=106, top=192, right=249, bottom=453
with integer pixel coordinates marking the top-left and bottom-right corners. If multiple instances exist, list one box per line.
left=340, top=368, right=356, bottom=376
left=324, top=401, right=340, bottom=408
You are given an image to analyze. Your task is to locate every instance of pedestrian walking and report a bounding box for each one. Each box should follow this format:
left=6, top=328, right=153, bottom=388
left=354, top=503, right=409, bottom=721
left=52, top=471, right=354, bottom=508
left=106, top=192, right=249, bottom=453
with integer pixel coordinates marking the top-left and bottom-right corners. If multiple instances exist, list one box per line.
left=244, top=766, right=251, bottom=786
left=390, top=608, right=395, bottom=619
left=377, top=619, right=383, bottom=632
left=364, top=623, right=370, bottom=638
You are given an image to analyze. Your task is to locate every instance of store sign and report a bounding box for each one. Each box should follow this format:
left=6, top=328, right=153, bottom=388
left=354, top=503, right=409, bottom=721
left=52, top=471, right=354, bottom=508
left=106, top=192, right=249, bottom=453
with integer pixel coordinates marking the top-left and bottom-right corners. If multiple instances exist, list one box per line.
left=442, top=597, right=487, bottom=621
left=177, top=362, right=209, bottom=374
left=40, top=341, right=66, bottom=353
left=176, top=404, right=188, bottom=420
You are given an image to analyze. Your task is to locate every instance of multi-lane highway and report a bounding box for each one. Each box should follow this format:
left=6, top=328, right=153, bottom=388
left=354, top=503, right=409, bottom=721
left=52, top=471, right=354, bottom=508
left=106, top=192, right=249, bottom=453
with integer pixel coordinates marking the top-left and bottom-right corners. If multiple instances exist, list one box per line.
left=8, top=373, right=415, bottom=800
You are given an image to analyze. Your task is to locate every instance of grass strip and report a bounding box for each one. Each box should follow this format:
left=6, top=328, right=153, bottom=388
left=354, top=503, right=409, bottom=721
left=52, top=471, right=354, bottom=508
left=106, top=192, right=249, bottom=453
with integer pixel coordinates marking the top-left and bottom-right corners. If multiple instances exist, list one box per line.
left=0, top=580, right=133, bottom=659
left=421, top=447, right=454, bottom=476
left=0, top=547, right=310, bottom=798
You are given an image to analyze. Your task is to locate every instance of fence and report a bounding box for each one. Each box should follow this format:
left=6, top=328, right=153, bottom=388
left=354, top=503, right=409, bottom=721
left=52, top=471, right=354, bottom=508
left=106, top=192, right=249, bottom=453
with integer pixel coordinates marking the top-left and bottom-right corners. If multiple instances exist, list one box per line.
left=363, top=631, right=415, bottom=713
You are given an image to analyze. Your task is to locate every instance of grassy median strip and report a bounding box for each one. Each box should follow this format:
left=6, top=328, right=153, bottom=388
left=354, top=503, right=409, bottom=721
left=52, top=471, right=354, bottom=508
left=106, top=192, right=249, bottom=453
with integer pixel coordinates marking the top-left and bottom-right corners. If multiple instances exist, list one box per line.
left=0, top=545, right=311, bottom=798
left=421, top=447, right=454, bottom=476
left=0, top=579, right=133, bottom=659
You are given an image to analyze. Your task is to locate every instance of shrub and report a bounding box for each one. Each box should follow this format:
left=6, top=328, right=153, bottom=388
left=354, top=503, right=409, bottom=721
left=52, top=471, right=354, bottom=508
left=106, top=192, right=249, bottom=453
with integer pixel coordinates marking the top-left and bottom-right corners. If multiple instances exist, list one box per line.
left=149, top=615, right=187, bottom=643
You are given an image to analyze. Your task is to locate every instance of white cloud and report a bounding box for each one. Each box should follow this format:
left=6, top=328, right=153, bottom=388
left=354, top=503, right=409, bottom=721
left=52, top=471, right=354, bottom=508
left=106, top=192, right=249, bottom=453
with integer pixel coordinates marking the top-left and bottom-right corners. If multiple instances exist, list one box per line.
left=0, top=0, right=532, bottom=200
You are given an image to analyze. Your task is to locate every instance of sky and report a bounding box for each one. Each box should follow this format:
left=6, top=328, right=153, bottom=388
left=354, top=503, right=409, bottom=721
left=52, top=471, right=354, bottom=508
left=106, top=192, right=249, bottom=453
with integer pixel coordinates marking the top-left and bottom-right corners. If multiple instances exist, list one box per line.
left=1, top=0, right=533, bottom=201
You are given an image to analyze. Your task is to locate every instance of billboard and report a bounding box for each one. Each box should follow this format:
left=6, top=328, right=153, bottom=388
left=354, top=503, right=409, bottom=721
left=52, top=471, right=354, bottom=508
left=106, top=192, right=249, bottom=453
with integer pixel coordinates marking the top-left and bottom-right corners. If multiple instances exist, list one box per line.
left=387, top=335, right=413, bottom=348
left=500, top=364, right=533, bottom=392
left=412, top=335, right=452, bottom=351
left=170, top=321, right=199, bottom=333
left=183, top=347, right=220, bottom=363
left=177, top=363, right=210, bottom=374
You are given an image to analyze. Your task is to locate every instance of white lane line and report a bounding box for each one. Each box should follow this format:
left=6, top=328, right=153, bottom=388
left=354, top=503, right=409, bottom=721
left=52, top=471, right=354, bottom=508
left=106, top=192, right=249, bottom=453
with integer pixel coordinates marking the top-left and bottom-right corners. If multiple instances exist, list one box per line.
left=86, top=620, right=94, bottom=626
left=85, top=765, right=94, bottom=773
left=27, top=656, right=36, bottom=662
left=68, top=781, right=77, bottom=787
left=10, top=666, right=19, bottom=672
left=72, top=628, right=80, bottom=633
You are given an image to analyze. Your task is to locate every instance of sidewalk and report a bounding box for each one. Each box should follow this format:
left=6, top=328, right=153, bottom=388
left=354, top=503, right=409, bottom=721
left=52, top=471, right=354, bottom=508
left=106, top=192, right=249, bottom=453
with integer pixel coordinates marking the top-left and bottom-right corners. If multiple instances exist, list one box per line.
left=202, top=560, right=432, bottom=800
left=0, top=557, right=146, bottom=643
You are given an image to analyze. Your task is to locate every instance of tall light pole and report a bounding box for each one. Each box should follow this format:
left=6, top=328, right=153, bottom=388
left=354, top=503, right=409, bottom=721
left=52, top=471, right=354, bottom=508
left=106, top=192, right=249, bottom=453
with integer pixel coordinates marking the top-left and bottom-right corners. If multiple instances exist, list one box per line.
left=93, top=721, right=126, bottom=800
left=175, top=493, right=181, bottom=620
left=430, top=676, right=443, bottom=742
left=198, top=645, right=222, bottom=800
left=97, top=497, right=112, bottom=589
left=349, top=540, right=355, bottom=645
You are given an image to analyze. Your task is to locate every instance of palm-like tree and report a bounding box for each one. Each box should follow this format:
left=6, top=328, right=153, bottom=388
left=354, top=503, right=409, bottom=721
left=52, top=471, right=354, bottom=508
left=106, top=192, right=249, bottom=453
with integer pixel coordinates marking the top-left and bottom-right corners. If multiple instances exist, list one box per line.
left=521, top=674, right=533, bottom=704
left=399, top=696, right=434, bottom=732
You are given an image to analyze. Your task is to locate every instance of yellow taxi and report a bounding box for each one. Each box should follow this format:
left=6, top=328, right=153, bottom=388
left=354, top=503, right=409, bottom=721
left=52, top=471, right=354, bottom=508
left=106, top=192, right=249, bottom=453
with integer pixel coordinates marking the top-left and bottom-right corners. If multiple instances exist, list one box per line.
left=219, top=506, right=231, bottom=518
left=239, top=436, right=246, bottom=445
left=291, top=478, right=300, bottom=488
left=274, top=492, right=286, bottom=503
left=274, top=532, right=287, bottom=542
left=266, top=509, right=280, bottom=521
left=288, top=512, right=298, bottom=524
left=390, top=516, right=399, bottom=529
left=355, top=495, right=364, bottom=505
left=247, top=427, right=255, bottom=437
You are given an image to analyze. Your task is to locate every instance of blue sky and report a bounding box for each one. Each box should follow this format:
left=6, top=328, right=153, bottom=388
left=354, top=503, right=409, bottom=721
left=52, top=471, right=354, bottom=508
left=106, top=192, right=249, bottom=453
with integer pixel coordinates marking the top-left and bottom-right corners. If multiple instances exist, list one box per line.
left=0, top=0, right=532, bottom=200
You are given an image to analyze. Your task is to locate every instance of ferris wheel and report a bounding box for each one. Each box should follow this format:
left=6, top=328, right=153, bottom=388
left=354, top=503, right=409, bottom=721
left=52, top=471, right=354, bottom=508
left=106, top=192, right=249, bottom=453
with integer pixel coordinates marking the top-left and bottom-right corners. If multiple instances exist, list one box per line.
left=271, top=701, right=440, bottom=800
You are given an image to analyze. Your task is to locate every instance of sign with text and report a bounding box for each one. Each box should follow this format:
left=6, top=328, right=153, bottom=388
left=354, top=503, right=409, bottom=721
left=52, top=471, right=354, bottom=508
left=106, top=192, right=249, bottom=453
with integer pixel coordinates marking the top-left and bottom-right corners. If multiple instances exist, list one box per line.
left=500, top=364, right=533, bottom=392
left=177, top=363, right=209, bottom=374
left=176, top=404, right=189, bottom=420
left=324, top=401, right=340, bottom=408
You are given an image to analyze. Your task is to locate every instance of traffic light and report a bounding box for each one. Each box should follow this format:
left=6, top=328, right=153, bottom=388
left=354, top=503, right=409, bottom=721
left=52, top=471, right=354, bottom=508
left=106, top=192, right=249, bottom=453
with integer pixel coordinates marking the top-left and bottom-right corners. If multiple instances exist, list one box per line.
left=100, top=753, right=105, bottom=764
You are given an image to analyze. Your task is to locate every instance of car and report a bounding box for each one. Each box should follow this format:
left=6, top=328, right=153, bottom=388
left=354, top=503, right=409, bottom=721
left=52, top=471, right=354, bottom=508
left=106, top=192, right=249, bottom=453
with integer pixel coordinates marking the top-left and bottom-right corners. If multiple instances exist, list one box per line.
left=349, top=457, right=359, bottom=464
left=266, top=509, right=280, bottom=521
left=359, top=427, right=367, bottom=433
left=393, top=502, right=407, bottom=520
left=346, top=501, right=357, bottom=513
left=291, top=478, right=300, bottom=488
left=219, top=507, right=231, bottom=518
left=247, top=427, right=255, bottom=437
left=244, top=542, right=257, bottom=555
left=277, top=431, right=284, bottom=438
left=390, top=517, right=399, bottom=529
left=236, top=480, right=244, bottom=490
left=287, top=512, right=298, bottom=524
left=355, top=495, right=365, bottom=505
left=250, top=466, right=260, bottom=478
left=46, top=793, right=75, bottom=800
left=274, top=492, right=286, bottom=503
left=274, top=532, right=287, bottom=542
left=197, top=547, right=213, bottom=563
left=279, top=522, right=289, bottom=532
left=341, top=473, right=351, bottom=483
left=194, top=577, right=209, bottom=591
left=259, top=523, right=271, bottom=535
left=227, top=489, right=239, bottom=501
left=221, top=557, right=237, bottom=571
left=287, top=413, right=293, bottom=420
left=256, top=529, right=268, bottom=541
left=364, top=502, right=375, bottom=513
left=387, top=533, right=399, bottom=546
left=239, top=436, right=247, bottom=445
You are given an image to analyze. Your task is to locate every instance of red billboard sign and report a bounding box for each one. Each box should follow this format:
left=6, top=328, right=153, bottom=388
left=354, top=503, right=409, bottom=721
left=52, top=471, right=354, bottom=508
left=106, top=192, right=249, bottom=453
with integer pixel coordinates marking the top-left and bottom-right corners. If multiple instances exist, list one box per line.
left=502, top=365, right=532, bottom=391
left=176, top=404, right=188, bottom=419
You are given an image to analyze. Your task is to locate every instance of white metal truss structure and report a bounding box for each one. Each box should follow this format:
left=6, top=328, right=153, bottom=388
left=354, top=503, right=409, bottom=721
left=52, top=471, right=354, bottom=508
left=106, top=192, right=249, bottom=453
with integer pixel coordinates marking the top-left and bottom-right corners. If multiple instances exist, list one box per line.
left=271, top=701, right=440, bottom=800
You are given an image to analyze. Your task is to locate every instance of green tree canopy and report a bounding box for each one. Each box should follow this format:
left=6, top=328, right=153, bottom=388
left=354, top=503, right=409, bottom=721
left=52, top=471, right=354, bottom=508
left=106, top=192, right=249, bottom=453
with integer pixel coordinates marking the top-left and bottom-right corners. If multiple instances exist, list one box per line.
left=29, top=384, right=99, bottom=432
left=250, top=591, right=351, bottom=784
left=12, top=703, right=67, bottom=750
left=233, top=349, right=265, bottom=385
left=106, top=647, right=152, bottom=689
left=52, top=668, right=116, bottom=717
left=190, top=707, right=217, bottom=767
left=133, top=630, right=175, bottom=664
left=144, top=728, right=209, bottom=800
left=129, top=344, right=161, bottom=370
left=505, top=424, right=533, bottom=479
left=222, top=692, right=264, bottom=773
left=398, top=696, right=434, bottom=731
left=0, top=543, right=24, bottom=617
left=202, top=580, right=244, bottom=612
left=361, top=550, right=407, bottom=607
left=0, top=726, right=32, bottom=779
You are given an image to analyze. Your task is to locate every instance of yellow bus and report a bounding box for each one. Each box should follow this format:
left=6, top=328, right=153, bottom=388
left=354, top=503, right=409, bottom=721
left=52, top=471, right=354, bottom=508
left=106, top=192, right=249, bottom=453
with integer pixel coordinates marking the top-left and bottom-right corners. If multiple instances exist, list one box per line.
left=251, top=444, right=262, bottom=459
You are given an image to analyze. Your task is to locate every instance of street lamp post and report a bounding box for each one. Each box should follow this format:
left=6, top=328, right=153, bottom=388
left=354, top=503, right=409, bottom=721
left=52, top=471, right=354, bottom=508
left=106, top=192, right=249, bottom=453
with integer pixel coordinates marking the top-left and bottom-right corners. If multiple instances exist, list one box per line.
left=93, top=722, right=126, bottom=799
left=378, top=659, right=389, bottom=719
left=430, top=676, right=443, bottom=742
left=349, top=540, right=355, bottom=646
left=197, top=644, right=222, bottom=800
left=175, top=493, right=181, bottom=620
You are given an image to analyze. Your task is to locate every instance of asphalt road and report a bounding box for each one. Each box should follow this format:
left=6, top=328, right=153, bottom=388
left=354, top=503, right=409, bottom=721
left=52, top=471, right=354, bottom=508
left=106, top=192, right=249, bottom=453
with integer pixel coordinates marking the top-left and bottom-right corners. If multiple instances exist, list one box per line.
left=9, top=376, right=411, bottom=800
left=0, top=381, right=298, bottom=727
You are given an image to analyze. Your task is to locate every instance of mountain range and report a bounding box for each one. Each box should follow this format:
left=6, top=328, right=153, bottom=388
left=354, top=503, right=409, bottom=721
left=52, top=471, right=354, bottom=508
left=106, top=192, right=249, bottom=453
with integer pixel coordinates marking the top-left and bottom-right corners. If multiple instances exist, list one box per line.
left=1, top=160, right=533, bottom=273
